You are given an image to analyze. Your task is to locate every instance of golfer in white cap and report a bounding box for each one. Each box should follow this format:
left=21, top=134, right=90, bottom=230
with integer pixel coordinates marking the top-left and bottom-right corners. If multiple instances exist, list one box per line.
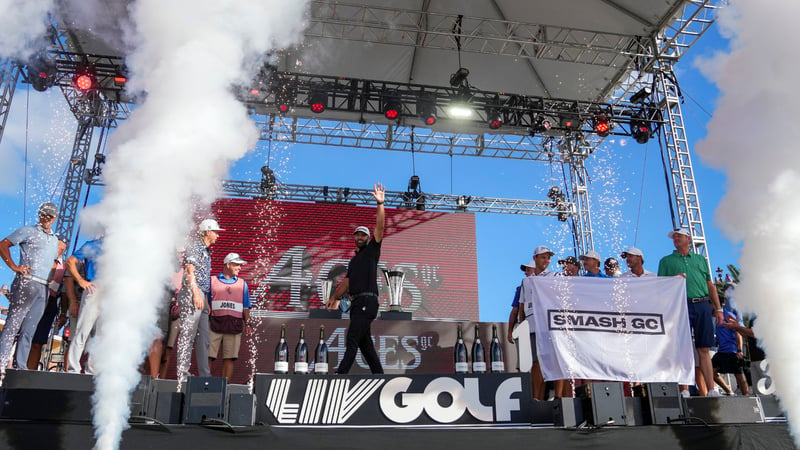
left=176, top=218, right=225, bottom=382
left=620, top=247, right=655, bottom=277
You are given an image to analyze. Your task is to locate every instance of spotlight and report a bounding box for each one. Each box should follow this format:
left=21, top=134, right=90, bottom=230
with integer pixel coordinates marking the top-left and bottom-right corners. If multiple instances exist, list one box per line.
left=114, top=65, right=128, bottom=87
left=456, top=195, right=471, bottom=211
left=449, top=67, right=470, bottom=88
left=416, top=194, right=426, bottom=211
left=408, top=175, right=420, bottom=192
left=308, top=85, right=327, bottom=113
left=447, top=88, right=474, bottom=119
left=530, top=115, right=552, bottom=134
left=383, top=90, right=402, bottom=121
left=25, top=56, right=56, bottom=92
left=486, top=94, right=503, bottom=129
left=416, top=92, right=437, bottom=126
left=560, top=115, right=581, bottom=130
left=73, top=68, right=97, bottom=93
left=593, top=117, right=611, bottom=137
left=629, top=86, right=652, bottom=104
left=275, top=82, right=297, bottom=114
left=631, top=118, right=651, bottom=144
left=260, top=165, right=276, bottom=194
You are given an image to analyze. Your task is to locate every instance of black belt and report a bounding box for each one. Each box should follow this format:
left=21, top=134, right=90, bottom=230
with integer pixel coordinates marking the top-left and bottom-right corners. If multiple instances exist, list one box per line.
left=688, top=296, right=709, bottom=303
left=351, top=292, right=378, bottom=299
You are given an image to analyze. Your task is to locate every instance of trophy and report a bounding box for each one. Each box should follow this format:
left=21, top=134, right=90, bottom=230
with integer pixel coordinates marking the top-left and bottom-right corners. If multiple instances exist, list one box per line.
left=383, top=270, right=406, bottom=312
left=321, top=279, right=333, bottom=303
left=309, top=279, right=344, bottom=319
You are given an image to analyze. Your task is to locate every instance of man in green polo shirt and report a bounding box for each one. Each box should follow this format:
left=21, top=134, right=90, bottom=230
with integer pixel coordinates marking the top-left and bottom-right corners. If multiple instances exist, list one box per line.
left=658, top=228, right=724, bottom=397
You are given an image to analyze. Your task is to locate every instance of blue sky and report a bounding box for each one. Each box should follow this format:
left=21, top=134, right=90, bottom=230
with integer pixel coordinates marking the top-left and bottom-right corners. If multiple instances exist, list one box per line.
left=0, top=25, right=734, bottom=324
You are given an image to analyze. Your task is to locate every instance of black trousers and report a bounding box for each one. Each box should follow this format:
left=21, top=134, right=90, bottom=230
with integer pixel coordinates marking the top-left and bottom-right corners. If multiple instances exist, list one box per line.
left=336, top=295, right=383, bottom=374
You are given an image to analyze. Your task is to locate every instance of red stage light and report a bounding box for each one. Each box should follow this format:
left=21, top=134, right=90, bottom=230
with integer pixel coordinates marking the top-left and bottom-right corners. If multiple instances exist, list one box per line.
left=489, top=119, right=502, bottom=130
left=425, top=116, right=436, bottom=126
left=594, top=119, right=610, bottom=136
left=385, top=108, right=399, bottom=120
left=74, top=73, right=94, bottom=91
left=250, top=89, right=260, bottom=95
left=278, top=104, right=289, bottom=113
left=310, top=102, right=325, bottom=113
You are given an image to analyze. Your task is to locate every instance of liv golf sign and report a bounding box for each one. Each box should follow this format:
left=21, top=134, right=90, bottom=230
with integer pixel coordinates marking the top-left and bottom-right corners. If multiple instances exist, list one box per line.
left=254, top=374, right=532, bottom=425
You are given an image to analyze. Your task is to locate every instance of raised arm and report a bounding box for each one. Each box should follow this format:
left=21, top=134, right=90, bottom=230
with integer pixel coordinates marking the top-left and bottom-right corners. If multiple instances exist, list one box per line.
left=372, top=183, right=385, bottom=243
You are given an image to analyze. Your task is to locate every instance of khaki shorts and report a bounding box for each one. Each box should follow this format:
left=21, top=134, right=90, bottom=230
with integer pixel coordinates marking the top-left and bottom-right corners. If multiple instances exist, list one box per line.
left=209, top=331, right=242, bottom=360
left=166, top=318, right=181, bottom=348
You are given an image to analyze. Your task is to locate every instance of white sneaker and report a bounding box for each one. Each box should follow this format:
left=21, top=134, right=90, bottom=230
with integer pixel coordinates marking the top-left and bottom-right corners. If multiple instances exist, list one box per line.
left=706, top=390, right=721, bottom=397
left=681, top=390, right=691, bottom=398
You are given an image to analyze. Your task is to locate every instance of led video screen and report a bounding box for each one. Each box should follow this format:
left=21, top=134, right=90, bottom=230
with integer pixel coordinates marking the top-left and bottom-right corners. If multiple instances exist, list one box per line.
left=210, top=198, right=478, bottom=320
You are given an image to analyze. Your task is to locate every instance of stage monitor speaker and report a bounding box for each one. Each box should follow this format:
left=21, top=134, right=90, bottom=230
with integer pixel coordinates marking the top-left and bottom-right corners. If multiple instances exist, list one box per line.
left=227, top=393, right=256, bottom=426
left=576, top=382, right=627, bottom=426
left=682, top=396, right=765, bottom=424
left=0, top=388, right=93, bottom=422
left=529, top=399, right=555, bottom=425
left=3, top=369, right=94, bottom=391
left=553, top=398, right=584, bottom=427
left=145, top=378, right=183, bottom=423
left=183, top=376, right=227, bottom=424
left=638, top=382, right=683, bottom=425
left=130, top=375, right=152, bottom=417
left=154, top=392, right=183, bottom=424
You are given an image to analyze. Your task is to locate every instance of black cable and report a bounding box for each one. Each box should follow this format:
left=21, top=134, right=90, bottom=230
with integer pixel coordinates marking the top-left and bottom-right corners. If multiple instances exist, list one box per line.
left=452, top=15, right=463, bottom=68
left=656, top=124, right=677, bottom=228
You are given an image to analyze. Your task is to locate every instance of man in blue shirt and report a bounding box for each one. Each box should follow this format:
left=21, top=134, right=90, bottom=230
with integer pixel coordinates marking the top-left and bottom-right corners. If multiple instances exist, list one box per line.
left=712, top=290, right=749, bottom=396
left=66, top=236, right=104, bottom=374
left=580, top=250, right=610, bottom=278
left=0, top=202, right=60, bottom=373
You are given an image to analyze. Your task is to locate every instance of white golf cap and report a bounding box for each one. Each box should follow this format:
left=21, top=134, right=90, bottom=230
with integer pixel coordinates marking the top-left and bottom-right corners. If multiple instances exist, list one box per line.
left=580, top=250, right=601, bottom=261
left=533, top=245, right=554, bottom=257
left=668, top=228, right=691, bottom=238
left=353, top=226, right=370, bottom=237
left=223, top=253, right=247, bottom=265
left=520, top=260, right=536, bottom=271
left=198, top=219, right=224, bottom=232
left=620, top=247, right=643, bottom=258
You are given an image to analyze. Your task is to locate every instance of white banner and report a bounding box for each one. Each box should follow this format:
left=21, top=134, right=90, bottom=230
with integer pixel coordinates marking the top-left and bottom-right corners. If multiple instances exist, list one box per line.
left=523, top=276, right=693, bottom=384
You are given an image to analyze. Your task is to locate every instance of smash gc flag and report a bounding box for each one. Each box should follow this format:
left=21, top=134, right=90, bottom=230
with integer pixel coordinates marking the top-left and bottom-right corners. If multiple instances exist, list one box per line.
left=523, top=275, right=693, bottom=384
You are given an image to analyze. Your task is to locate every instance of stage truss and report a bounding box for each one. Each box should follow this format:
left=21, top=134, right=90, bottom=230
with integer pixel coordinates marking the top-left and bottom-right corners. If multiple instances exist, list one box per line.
left=0, top=0, right=720, bottom=260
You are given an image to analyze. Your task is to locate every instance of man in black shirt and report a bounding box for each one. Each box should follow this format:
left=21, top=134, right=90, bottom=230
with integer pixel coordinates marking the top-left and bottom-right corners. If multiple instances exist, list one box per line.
left=326, top=183, right=385, bottom=374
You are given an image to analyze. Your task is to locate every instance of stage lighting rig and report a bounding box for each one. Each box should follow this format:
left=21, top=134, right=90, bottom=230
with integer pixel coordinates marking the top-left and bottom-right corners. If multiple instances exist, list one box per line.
left=382, top=90, right=402, bottom=121
left=486, top=94, right=503, bottom=130
left=593, top=117, right=612, bottom=137
left=73, top=67, right=98, bottom=93
left=630, top=112, right=652, bottom=144
left=559, top=115, right=581, bottom=131
left=530, top=114, right=552, bottom=134
left=447, top=87, right=474, bottom=119
left=274, top=81, right=297, bottom=114
left=456, top=195, right=472, bottom=211
left=260, top=166, right=277, bottom=196
left=629, top=86, right=652, bottom=104
left=25, top=54, right=56, bottom=92
left=449, top=67, right=470, bottom=88
left=547, top=186, right=569, bottom=221
left=416, top=92, right=437, bottom=126
left=308, top=84, right=327, bottom=113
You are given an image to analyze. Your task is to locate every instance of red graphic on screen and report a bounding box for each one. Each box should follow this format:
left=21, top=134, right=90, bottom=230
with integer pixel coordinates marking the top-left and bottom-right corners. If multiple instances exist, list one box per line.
left=209, top=198, right=478, bottom=320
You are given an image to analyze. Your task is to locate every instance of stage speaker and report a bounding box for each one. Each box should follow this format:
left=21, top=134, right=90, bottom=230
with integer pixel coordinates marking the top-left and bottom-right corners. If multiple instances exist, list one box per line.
left=145, top=378, right=183, bottom=424
left=682, top=396, right=765, bottom=424
left=226, top=384, right=255, bottom=425
left=636, top=382, right=683, bottom=425
left=553, top=398, right=584, bottom=427
left=624, top=397, right=646, bottom=426
left=576, top=382, right=627, bottom=426
left=2, top=368, right=94, bottom=391
left=183, top=376, right=227, bottom=424
left=129, top=375, right=151, bottom=417
left=529, top=399, right=555, bottom=425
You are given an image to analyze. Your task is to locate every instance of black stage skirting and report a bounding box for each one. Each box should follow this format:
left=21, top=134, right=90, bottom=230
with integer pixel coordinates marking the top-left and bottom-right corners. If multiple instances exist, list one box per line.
left=0, top=421, right=794, bottom=450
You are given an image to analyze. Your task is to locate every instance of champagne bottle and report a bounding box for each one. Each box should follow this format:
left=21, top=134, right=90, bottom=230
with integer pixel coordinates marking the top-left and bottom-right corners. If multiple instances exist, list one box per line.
left=314, top=325, right=329, bottom=374
left=471, top=324, right=486, bottom=373
left=490, top=324, right=504, bottom=373
left=454, top=323, right=468, bottom=374
left=294, top=324, right=309, bottom=374
left=274, top=323, right=289, bottom=374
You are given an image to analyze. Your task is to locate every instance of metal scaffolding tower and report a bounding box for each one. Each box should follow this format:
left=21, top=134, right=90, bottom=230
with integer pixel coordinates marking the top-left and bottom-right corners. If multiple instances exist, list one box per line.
left=0, top=58, right=21, bottom=147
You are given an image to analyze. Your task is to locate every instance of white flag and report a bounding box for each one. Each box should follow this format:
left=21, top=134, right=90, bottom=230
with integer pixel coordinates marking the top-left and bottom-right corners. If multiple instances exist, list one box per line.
left=524, top=276, right=694, bottom=384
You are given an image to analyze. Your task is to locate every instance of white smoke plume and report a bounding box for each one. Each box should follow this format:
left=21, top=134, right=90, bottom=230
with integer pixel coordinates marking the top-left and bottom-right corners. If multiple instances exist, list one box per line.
left=694, top=1, right=800, bottom=443
left=0, top=0, right=53, bottom=59
left=86, top=1, right=308, bottom=449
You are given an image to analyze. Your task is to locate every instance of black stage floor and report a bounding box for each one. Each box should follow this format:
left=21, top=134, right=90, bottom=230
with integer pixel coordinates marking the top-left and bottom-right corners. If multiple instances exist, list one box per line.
left=0, top=421, right=793, bottom=450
